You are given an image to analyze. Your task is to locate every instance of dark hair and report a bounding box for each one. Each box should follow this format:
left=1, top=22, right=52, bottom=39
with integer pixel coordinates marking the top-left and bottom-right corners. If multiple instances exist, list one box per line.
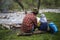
left=32, top=11, right=38, bottom=15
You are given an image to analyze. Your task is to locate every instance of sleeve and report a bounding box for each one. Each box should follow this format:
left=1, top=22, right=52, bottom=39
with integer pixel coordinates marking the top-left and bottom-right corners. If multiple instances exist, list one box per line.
left=32, top=17, right=37, bottom=27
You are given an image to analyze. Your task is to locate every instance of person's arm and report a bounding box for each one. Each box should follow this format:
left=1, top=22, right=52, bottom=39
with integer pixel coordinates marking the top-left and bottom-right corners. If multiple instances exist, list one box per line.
left=33, top=17, right=37, bottom=28
left=31, top=17, right=37, bottom=31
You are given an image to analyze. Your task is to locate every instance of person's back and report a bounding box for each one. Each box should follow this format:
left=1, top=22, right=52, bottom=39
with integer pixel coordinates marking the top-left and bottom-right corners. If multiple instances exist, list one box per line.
left=21, top=13, right=37, bottom=33
left=40, top=14, right=47, bottom=23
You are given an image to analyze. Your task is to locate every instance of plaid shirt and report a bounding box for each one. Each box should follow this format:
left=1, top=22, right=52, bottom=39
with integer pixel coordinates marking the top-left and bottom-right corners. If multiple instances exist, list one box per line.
left=21, top=13, right=37, bottom=32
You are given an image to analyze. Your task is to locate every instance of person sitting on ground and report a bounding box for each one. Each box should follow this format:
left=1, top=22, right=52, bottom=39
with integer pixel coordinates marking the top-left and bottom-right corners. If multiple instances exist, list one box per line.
left=38, top=13, right=48, bottom=31
left=17, top=8, right=38, bottom=36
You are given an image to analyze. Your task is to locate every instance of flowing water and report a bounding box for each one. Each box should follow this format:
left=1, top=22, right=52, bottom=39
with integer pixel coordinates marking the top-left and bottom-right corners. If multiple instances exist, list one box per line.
left=0, top=9, right=60, bottom=24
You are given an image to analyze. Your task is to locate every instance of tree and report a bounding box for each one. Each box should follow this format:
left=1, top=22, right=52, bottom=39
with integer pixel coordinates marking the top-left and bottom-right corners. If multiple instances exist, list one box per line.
left=14, top=0, right=24, bottom=10
left=0, top=0, right=13, bottom=12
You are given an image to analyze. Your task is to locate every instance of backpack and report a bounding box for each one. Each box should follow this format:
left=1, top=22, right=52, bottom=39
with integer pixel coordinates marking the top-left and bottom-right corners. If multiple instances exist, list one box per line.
left=49, top=22, right=58, bottom=33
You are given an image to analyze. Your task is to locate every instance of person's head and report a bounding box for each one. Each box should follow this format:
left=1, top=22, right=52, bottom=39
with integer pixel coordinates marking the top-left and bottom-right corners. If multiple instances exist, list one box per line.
left=40, top=13, right=46, bottom=18
left=41, top=14, right=45, bottom=16
left=32, top=8, right=38, bottom=15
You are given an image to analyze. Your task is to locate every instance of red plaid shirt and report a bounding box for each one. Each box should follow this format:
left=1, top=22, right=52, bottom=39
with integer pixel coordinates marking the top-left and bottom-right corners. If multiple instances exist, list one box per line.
left=21, top=13, right=37, bottom=32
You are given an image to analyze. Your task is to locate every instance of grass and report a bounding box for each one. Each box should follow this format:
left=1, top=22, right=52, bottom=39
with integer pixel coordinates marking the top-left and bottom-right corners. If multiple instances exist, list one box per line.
left=0, top=12, right=60, bottom=40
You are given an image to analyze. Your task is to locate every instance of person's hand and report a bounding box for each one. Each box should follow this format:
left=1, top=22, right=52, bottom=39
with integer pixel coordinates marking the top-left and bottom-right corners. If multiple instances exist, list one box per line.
left=37, top=22, right=40, bottom=27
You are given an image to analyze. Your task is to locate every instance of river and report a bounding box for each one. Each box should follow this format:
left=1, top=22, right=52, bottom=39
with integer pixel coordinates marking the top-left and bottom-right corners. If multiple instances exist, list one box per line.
left=0, top=9, right=60, bottom=24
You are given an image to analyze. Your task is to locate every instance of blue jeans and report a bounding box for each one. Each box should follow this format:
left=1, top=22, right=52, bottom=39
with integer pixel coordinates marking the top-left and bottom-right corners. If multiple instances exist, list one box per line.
left=38, top=22, right=48, bottom=31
